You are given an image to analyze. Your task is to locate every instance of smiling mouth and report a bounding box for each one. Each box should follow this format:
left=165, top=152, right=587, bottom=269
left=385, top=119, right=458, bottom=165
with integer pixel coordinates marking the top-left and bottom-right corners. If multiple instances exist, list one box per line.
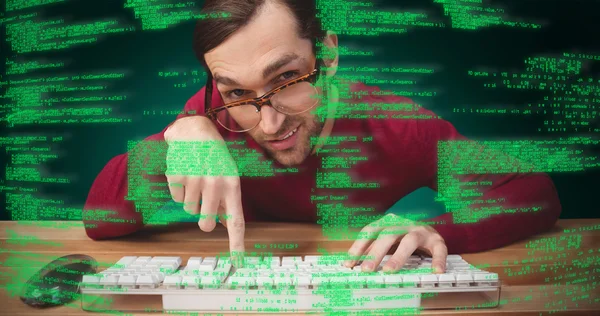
left=277, top=127, right=298, bottom=140
left=266, top=125, right=301, bottom=151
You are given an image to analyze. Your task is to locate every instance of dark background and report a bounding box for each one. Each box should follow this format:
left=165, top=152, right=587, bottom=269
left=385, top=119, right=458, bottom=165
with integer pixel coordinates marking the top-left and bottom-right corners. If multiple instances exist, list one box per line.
left=1, top=0, right=599, bottom=220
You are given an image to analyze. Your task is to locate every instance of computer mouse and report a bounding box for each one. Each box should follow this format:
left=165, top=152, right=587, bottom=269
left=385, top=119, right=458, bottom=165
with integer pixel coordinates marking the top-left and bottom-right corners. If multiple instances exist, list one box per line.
left=20, top=254, right=97, bottom=308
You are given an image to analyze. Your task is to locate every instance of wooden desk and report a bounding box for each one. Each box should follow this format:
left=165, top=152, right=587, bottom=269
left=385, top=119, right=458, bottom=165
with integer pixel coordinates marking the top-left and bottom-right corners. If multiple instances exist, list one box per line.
left=0, top=219, right=598, bottom=315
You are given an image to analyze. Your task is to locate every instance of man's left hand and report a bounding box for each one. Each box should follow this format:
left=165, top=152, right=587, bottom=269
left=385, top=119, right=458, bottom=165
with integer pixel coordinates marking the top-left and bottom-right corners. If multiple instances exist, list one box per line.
left=344, top=213, right=448, bottom=274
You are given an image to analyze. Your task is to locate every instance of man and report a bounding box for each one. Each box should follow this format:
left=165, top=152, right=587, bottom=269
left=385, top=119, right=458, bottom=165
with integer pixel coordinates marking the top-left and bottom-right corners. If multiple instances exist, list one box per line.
left=83, top=0, right=561, bottom=273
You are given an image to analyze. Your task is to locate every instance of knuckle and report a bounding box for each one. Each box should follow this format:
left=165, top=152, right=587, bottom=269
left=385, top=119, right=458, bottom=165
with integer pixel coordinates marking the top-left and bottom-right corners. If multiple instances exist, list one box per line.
left=224, top=177, right=241, bottom=189
left=386, top=259, right=402, bottom=267
left=403, top=231, right=421, bottom=246
left=230, top=217, right=245, bottom=229
left=368, top=248, right=386, bottom=259
left=360, top=223, right=378, bottom=234
left=203, top=177, right=218, bottom=185
left=380, top=228, right=401, bottom=238
left=436, top=242, right=448, bottom=254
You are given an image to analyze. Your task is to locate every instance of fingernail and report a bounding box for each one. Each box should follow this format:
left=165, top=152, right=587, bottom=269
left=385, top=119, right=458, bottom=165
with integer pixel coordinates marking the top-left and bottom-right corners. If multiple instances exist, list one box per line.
left=344, top=260, right=354, bottom=268
left=362, top=262, right=373, bottom=271
left=435, top=265, right=444, bottom=273
left=383, top=263, right=397, bottom=272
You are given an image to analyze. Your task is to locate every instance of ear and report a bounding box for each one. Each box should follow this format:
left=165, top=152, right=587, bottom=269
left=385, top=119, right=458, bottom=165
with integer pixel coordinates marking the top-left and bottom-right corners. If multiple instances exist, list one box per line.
left=321, top=30, right=339, bottom=78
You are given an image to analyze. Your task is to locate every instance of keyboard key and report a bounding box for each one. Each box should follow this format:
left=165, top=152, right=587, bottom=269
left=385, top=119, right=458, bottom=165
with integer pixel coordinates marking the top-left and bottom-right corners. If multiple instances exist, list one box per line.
left=81, top=275, right=102, bottom=288
left=267, top=256, right=281, bottom=267
left=348, top=276, right=366, bottom=288
left=198, top=261, right=217, bottom=271
left=216, top=260, right=232, bottom=269
left=257, top=276, right=274, bottom=288
left=118, top=275, right=137, bottom=288
left=365, top=275, right=385, bottom=288
left=228, top=276, right=256, bottom=288
left=134, top=256, right=152, bottom=263
left=474, top=273, right=498, bottom=285
left=245, top=256, right=262, bottom=263
left=384, top=274, right=403, bottom=287
left=200, top=276, right=221, bottom=289
left=105, top=267, right=122, bottom=273
left=182, top=276, right=200, bottom=289
left=447, top=255, right=463, bottom=262
left=282, top=256, right=302, bottom=263
left=297, top=262, right=312, bottom=268
left=186, top=257, right=202, bottom=266
left=420, top=274, right=438, bottom=288
left=438, top=273, right=456, bottom=287
left=274, top=274, right=294, bottom=287
left=137, top=274, right=159, bottom=289
left=99, top=275, right=119, bottom=287
left=159, top=256, right=182, bottom=263
left=311, top=276, right=328, bottom=286
left=296, top=275, right=312, bottom=288
left=149, top=257, right=164, bottom=263
left=164, top=275, right=182, bottom=289
left=130, top=263, right=146, bottom=269
left=329, top=276, right=347, bottom=287
left=402, top=275, right=420, bottom=287
left=214, top=263, right=232, bottom=273
left=160, top=262, right=180, bottom=274
left=152, top=272, right=166, bottom=283
left=232, top=268, right=256, bottom=277
left=145, top=263, right=161, bottom=269
left=456, top=273, right=473, bottom=287
left=115, top=256, right=137, bottom=267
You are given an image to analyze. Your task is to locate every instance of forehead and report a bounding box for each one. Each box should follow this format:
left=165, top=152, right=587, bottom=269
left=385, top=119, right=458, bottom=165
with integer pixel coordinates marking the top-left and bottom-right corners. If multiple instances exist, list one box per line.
left=204, top=2, right=313, bottom=85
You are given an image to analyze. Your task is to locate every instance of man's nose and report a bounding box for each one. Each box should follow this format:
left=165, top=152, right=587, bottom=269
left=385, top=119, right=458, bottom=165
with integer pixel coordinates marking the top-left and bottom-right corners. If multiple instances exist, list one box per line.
left=259, top=106, right=286, bottom=135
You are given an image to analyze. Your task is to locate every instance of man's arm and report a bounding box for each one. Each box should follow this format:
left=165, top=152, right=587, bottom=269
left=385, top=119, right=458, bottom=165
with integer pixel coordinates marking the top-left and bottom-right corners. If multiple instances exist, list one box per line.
left=83, top=84, right=250, bottom=240
left=414, top=108, right=562, bottom=254
left=82, top=131, right=166, bottom=240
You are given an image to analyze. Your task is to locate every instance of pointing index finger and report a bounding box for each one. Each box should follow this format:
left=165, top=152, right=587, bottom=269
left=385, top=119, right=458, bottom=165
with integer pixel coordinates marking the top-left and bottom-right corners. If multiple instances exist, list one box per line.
left=431, top=242, right=448, bottom=274
left=223, top=190, right=245, bottom=267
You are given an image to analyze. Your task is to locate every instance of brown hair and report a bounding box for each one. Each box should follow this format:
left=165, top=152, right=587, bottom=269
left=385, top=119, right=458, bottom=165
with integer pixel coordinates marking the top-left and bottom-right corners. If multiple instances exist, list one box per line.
left=193, top=0, right=328, bottom=108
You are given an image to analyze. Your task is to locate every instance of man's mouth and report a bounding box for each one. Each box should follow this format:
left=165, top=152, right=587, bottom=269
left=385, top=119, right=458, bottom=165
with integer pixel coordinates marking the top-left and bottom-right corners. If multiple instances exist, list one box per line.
left=267, top=126, right=300, bottom=150
left=278, top=127, right=298, bottom=140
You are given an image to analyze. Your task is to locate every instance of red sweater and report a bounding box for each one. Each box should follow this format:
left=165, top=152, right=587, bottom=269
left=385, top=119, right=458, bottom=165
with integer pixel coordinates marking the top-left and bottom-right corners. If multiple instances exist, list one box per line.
left=83, top=81, right=562, bottom=254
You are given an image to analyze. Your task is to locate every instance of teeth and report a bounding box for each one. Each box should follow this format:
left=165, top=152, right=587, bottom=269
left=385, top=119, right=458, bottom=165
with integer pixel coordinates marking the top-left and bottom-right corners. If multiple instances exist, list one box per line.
left=281, top=128, right=298, bottom=140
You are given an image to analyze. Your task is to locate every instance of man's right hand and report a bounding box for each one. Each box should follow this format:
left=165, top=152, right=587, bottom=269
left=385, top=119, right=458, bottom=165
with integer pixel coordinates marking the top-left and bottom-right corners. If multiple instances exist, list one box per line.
left=164, top=116, right=245, bottom=263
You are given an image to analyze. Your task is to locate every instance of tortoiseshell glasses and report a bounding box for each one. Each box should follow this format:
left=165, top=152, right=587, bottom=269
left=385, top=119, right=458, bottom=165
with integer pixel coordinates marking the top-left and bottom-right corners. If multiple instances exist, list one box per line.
left=205, top=60, right=322, bottom=132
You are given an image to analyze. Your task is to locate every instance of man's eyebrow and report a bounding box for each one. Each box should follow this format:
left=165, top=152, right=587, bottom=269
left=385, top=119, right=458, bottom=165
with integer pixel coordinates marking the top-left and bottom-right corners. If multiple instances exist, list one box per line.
left=213, top=52, right=301, bottom=87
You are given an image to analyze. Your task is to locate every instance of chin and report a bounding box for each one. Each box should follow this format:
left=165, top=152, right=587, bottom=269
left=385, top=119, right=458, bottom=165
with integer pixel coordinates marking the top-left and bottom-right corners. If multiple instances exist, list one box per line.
left=273, top=151, right=307, bottom=166
left=272, top=146, right=311, bottom=166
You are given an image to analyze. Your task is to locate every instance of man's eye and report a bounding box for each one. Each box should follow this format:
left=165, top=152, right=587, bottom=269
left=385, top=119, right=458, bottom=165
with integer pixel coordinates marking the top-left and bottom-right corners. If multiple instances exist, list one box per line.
left=279, top=71, right=299, bottom=81
left=226, top=71, right=299, bottom=99
left=228, top=89, right=246, bottom=98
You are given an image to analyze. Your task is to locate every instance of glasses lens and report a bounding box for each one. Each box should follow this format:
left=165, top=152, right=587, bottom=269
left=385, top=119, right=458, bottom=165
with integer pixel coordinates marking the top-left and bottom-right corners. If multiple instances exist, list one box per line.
left=271, top=82, right=320, bottom=114
left=216, top=103, right=261, bottom=132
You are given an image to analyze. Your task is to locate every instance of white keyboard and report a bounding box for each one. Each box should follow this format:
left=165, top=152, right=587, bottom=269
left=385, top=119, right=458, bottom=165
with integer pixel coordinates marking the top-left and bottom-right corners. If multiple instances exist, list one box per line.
left=80, top=254, right=501, bottom=313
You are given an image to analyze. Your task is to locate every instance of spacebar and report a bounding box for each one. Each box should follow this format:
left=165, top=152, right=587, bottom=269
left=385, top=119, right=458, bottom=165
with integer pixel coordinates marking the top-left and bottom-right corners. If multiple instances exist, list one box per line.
left=162, top=290, right=422, bottom=312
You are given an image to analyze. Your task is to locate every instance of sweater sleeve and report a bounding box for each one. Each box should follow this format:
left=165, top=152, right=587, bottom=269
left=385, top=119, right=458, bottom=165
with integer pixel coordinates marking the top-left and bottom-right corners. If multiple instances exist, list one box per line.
left=83, top=83, right=257, bottom=240
left=412, top=108, right=562, bottom=254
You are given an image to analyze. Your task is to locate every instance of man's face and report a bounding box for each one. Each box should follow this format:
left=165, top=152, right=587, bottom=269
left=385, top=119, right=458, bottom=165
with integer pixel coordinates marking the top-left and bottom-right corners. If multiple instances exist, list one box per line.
left=204, top=1, right=337, bottom=166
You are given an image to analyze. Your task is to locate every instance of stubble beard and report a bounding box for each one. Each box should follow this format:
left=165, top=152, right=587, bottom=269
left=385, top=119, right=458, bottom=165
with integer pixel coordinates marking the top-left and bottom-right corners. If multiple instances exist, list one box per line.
left=265, top=115, right=324, bottom=167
